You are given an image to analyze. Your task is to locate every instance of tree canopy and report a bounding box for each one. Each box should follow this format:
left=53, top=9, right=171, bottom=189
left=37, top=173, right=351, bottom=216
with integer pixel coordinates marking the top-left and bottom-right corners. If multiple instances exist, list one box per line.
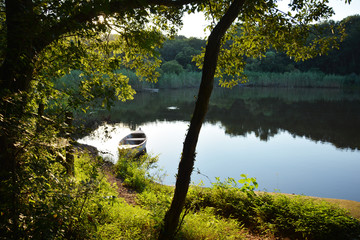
left=158, top=14, right=360, bottom=76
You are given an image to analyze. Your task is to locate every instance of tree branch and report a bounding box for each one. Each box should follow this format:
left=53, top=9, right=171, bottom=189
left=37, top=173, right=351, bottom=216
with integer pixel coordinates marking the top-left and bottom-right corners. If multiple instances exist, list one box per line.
left=35, top=0, right=202, bottom=52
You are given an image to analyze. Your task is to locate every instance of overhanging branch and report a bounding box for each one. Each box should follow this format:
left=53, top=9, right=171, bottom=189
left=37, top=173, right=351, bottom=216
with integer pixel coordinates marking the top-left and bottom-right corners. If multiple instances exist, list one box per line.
left=36, top=0, right=202, bottom=52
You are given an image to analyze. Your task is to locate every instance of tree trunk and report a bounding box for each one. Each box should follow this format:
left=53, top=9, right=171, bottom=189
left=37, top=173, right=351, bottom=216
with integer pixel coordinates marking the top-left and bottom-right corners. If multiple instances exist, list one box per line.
left=1, top=0, right=36, bottom=92
left=158, top=1, right=245, bottom=239
left=0, top=0, right=37, bottom=184
left=65, top=112, right=75, bottom=176
left=0, top=1, right=37, bottom=238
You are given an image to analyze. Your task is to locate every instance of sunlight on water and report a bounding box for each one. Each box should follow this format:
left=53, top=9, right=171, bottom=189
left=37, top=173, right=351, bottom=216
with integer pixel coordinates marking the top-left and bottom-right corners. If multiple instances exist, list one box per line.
left=78, top=120, right=360, bottom=201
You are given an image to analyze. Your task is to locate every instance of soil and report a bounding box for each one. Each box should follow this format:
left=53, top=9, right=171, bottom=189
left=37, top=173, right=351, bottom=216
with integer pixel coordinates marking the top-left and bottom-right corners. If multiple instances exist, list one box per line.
left=76, top=142, right=138, bottom=205
left=102, top=160, right=138, bottom=205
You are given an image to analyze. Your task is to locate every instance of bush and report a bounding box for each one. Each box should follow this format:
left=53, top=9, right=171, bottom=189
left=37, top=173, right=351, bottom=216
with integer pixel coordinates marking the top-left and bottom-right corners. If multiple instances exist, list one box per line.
left=114, top=151, right=160, bottom=192
left=161, top=60, right=184, bottom=75
left=0, top=150, right=121, bottom=240
left=186, top=176, right=360, bottom=239
left=179, top=207, right=246, bottom=240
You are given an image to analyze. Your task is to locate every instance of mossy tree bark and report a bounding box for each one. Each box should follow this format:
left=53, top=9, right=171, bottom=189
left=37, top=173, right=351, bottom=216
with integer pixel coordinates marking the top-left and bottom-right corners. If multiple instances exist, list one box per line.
left=158, top=1, right=245, bottom=239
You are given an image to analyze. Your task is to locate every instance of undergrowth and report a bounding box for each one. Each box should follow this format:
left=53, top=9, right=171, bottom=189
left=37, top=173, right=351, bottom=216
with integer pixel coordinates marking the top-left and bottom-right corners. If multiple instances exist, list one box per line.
left=12, top=149, right=358, bottom=239
left=113, top=152, right=360, bottom=240
left=184, top=177, right=360, bottom=239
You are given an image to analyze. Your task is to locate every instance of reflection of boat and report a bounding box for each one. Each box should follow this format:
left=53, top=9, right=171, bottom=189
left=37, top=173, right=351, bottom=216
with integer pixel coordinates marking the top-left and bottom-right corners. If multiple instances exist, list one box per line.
left=141, top=88, right=159, bottom=93
left=118, top=129, right=147, bottom=155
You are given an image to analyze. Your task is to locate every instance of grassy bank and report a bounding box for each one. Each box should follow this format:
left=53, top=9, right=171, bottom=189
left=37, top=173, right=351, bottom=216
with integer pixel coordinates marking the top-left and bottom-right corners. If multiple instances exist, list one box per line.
left=106, top=151, right=360, bottom=239
left=126, top=69, right=360, bottom=89
left=119, top=69, right=202, bottom=89
left=128, top=70, right=360, bottom=89
left=245, top=71, right=360, bottom=88
left=57, top=69, right=360, bottom=91
left=5, top=148, right=359, bottom=239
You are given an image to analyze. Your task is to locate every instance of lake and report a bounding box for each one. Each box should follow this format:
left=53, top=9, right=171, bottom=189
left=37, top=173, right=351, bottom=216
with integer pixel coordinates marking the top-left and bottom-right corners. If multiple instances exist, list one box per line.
left=78, top=87, right=360, bottom=201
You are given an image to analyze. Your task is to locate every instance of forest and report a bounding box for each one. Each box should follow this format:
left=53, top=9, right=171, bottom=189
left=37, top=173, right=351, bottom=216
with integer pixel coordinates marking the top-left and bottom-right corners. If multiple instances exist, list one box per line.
left=158, top=15, right=360, bottom=76
left=150, top=14, right=360, bottom=88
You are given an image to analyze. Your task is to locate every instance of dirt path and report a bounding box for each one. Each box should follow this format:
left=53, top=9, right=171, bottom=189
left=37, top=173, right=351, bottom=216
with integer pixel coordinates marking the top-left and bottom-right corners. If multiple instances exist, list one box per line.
left=76, top=143, right=138, bottom=205
left=102, top=161, right=138, bottom=205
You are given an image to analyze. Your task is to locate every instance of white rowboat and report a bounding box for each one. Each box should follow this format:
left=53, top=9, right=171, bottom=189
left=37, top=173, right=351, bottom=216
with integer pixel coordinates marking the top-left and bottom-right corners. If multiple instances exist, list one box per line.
left=118, top=129, right=147, bottom=155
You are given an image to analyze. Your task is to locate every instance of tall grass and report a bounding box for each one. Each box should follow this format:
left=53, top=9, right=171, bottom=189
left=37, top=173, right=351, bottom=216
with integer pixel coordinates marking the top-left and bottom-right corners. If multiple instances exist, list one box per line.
left=114, top=69, right=202, bottom=89
left=157, top=71, right=202, bottom=89
left=56, top=69, right=360, bottom=91
left=245, top=71, right=360, bottom=88
left=179, top=208, right=246, bottom=240
left=114, top=151, right=162, bottom=192
left=117, top=69, right=156, bottom=90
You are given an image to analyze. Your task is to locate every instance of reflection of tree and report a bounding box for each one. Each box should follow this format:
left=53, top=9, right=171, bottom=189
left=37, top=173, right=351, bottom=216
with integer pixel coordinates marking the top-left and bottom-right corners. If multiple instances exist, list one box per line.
left=210, top=97, right=360, bottom=150
left=80, top=88, right=360, bottom=150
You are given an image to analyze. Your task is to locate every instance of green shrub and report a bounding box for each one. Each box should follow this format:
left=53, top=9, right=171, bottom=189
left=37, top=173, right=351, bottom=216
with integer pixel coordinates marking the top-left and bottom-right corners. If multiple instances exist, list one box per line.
left=137, top=184, right=174, bottom=223
left=186, top=176, right=360, bottom=239
left=178, top=207, right=246, bottom=240
left=98, top=200, right=157, bottom=240
left=254, top=194, right=360, bottom=239
left=0, top=150, right=120, bottom=240
left=161, top=60, right=184, bottom=75
left=114, top=152, right=160, bottom=192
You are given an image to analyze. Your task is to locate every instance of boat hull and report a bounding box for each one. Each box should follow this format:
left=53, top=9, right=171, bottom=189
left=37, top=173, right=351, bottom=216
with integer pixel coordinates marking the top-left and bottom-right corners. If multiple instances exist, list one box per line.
left=118, top=129, right=147, bottom=156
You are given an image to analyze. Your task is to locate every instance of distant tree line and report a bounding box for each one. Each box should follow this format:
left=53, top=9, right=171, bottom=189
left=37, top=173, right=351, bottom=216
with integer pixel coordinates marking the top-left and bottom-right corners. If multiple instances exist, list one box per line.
left=58, top=15, right=360, bottom=90
left=158, top=36, right=206, bottom=74
left=159, top=15, right=360, bottom=76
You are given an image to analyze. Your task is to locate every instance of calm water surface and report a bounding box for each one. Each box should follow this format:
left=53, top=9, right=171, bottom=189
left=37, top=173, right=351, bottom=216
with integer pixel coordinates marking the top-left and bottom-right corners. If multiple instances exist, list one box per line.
left=78, top=88, right=360, bottom=201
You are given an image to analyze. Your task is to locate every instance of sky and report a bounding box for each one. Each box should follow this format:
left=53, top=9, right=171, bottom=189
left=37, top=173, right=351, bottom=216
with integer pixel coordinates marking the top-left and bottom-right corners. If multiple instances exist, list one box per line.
left=178, top=0, right=360, bottom=38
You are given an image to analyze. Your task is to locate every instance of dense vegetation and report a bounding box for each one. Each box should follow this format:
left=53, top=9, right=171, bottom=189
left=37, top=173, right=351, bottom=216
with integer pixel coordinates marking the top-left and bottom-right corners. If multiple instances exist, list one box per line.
left=20, top=150, right=358, bottom=239
left=2, top=0, right=360, bottom=239
left=147, top=15, right=360, bottom=88
left=56, top=15, right=360, bottom=91
left=159, top=15, right=360, bottom=75
left=118, top=153, right=360, bottom=239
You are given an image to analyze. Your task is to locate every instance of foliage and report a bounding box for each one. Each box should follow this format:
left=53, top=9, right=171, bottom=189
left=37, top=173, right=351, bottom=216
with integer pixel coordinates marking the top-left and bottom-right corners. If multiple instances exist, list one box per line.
left=2, top=0, right=359, bottom=239
left=253, top=194, right=360, bottom=239
left=178, top=207, right=245, bottom=240
left=0, top=151, right=118, bottom=239
left=245, top=70, right=360, bottom=88
left=161, top=60, right=184, bottom=75
left=158, top=14, right=360, bottom=79
left=188, top=0, right=346, bottom=88
left=131, top=164, right=360, bottom=239
left=186, top=177, right=360, bottom=239
left=186, top=176, right=260, bottom=224
left=114, top=151, right=161, bottom=192
left=39, top=32, right=163, bottom=112
left=297, top=15, right=360, bottom=75
left=98, top=200, right=157, bottom=240
left=137, top=184, right=175, bottom=224
left=159, top=36, right=205, bottom=71
left=5, top=146, right=356, bottom=240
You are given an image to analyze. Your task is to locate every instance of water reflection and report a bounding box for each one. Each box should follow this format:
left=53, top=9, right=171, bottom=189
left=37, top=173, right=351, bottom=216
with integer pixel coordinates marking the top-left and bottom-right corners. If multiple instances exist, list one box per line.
left=77, top=88, right=360, bottom=201
left=81, top=88, right=360, bottom=150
